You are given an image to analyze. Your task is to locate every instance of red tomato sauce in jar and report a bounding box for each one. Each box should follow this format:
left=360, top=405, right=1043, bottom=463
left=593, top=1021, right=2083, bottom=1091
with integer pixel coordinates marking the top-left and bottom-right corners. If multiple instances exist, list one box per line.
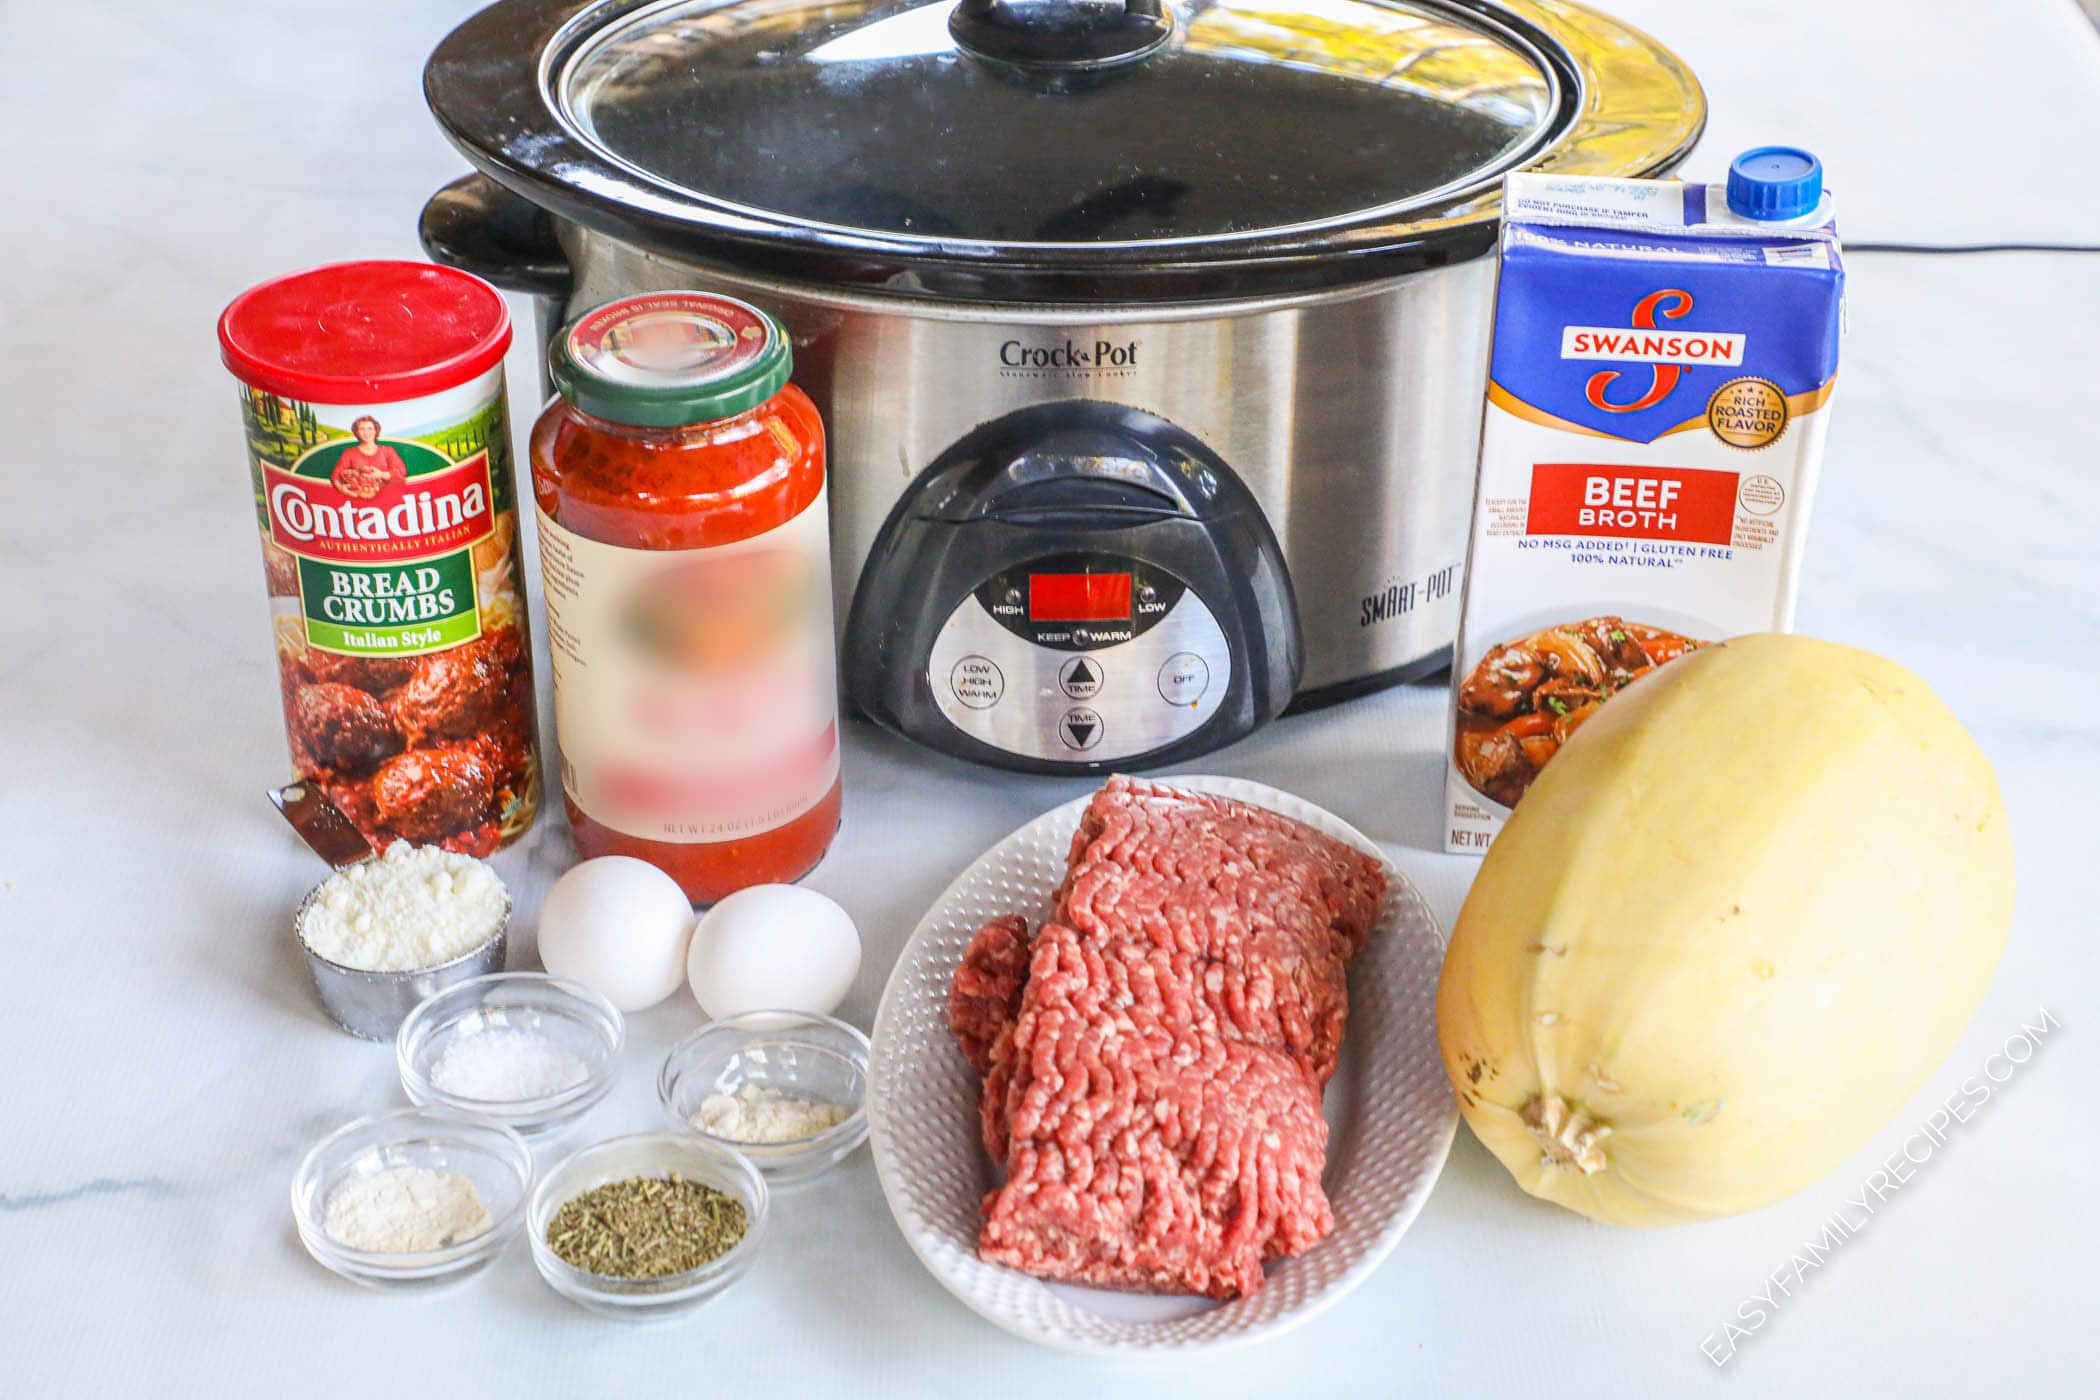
left=530, top=292, right=841, bottom=902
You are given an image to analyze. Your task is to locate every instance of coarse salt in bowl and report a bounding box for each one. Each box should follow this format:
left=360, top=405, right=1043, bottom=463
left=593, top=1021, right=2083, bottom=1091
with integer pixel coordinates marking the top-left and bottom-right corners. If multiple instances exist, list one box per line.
left=397, top=973, right=624, bottom=1139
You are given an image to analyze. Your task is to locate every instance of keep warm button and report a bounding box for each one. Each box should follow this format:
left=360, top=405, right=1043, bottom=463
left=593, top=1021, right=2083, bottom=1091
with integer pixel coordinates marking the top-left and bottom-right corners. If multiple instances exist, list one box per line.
left=1157, top=653, right=1210, bottom=706
left=1059, top=706, right=1104, bottom=751
left=950, top=655, right=1004, bottom=710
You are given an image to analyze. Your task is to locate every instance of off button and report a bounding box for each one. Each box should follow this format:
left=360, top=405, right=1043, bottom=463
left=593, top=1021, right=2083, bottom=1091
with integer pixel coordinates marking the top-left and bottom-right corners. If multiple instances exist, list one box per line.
left=950, top=655, right=1004, bottom=710
left=1158, top=653, right=1210, bottom=706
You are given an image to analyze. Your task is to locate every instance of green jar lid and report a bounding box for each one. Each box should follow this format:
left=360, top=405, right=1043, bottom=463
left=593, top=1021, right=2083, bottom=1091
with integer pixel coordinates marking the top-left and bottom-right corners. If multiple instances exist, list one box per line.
left=551, top=291, right=792, bottom=427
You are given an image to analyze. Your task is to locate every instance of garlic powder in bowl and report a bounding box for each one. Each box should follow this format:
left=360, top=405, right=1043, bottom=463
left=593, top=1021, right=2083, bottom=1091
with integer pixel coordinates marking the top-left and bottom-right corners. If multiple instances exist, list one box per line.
left=301, top=841, right=507, bottom=971
left=659, top=1011, right=870, bottom=1186
left=694, top=1084, right=849, bottom=1144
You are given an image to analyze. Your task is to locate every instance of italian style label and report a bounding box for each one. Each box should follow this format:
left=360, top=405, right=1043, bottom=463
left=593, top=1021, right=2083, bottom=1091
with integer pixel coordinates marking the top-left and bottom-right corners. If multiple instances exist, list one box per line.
left=537, top=491, right=840, bottom=844
left=293, top=554, right=479, bottom=652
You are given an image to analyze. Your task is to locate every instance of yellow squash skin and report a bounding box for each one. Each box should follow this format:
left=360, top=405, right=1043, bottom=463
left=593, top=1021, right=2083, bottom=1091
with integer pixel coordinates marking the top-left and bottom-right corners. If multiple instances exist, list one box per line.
left=1436, top=633, right=2015, bottom=1226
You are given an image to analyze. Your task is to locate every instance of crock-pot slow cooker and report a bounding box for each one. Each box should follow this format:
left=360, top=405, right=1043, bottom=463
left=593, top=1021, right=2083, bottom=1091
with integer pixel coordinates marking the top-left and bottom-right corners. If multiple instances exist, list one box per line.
left=421, top=0, right=1703, bottom=773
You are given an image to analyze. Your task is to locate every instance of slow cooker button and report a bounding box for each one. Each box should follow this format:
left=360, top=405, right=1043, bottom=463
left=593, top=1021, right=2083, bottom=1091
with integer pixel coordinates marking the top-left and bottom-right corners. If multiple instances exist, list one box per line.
left=1158, top=654, right=1210, bottom=706
left=950, top=655, right=1005, bottom=710
left=1058, top=655, right=1104, bottom=700
left=1059, top=707, right=1104, bottom=751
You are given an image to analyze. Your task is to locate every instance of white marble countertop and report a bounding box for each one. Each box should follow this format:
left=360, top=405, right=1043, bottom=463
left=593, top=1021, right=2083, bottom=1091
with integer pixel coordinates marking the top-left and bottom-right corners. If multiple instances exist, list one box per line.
left=4, top=0, right=2096, bottom=1393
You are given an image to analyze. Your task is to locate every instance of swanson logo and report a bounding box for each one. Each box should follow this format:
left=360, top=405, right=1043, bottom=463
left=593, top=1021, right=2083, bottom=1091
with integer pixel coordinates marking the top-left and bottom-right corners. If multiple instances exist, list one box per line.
left=1561, top=290, right=1747, bottom=413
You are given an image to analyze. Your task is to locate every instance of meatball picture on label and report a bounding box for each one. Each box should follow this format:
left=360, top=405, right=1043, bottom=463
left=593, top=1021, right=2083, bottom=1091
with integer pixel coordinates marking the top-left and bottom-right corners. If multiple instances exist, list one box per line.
left=371, top=744, right=497, bottom=843
left=388, top=628, right=527, bottom=746
left=288, top=682, right=402, bottom=774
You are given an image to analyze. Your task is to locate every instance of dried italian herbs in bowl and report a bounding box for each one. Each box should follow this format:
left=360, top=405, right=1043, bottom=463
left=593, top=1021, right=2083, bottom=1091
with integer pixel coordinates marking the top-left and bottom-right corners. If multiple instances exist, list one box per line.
left=547, top=1173, right=749, bottom=1279
left=528, top=1133, right=769, bottom=1320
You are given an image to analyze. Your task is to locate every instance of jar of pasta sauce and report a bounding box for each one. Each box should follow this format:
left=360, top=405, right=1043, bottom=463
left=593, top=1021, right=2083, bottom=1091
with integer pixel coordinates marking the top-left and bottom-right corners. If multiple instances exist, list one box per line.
left=530, top=292, right=841, bottom=902
left=219, top=262, right=540, bottom=856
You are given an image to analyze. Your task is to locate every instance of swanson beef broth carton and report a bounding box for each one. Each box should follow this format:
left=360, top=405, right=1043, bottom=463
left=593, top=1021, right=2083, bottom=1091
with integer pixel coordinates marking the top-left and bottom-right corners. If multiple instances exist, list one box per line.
left=1447, top=150, right=1843, bottom=852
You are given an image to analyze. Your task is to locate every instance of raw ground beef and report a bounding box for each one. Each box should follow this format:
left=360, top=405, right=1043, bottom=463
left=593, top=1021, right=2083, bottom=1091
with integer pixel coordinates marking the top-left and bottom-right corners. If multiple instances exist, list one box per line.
left=950, top=775, right=1386, bottom=1300
left=1058, top=775, right=1385, bottom=954
left=950, top=913, right=1029, bottom=1076
left=979, top=925, right=1334, bottom=1300
left=1058, top=775, right=1382, bottom=1083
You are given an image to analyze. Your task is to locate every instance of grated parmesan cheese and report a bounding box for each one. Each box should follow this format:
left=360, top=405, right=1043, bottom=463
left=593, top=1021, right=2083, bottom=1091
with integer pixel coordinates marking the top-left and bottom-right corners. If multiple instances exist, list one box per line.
left=300, top=841, right=508, bottom=972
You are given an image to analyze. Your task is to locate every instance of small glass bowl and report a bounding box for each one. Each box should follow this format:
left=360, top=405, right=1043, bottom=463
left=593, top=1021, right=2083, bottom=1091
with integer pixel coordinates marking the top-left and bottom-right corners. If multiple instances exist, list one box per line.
left=291, top=1107, right=532, bottom=1290
left=527, top=1131, right=768, bottom=1321
left=396, top=972, right=624, bottom=1138
left=658, top=1010, right=870, bottom=1187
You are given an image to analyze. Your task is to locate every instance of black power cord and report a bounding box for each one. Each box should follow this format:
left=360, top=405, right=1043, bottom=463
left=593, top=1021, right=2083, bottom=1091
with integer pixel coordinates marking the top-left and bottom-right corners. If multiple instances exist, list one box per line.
left=1847, top=241, right=2100, bottom=255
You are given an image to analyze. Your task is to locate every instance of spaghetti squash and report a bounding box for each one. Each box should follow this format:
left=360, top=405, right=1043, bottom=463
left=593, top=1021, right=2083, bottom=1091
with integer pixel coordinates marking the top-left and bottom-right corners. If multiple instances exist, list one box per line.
left=1436, top=633, right=2014, bottom=1225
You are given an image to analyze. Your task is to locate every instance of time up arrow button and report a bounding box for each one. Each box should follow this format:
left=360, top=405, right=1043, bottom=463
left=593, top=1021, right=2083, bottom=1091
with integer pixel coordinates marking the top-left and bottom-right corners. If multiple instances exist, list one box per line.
left=1058, top=655, right=1104, bottom=699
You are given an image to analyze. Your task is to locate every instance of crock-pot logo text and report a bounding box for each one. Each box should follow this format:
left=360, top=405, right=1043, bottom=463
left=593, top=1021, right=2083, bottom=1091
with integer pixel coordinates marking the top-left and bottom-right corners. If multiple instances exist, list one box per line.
left=998, top=339, right=1139, bottom=373
left=266, top=454, right=493, bottom=563
left=1561, top=290, right=1746, bottom=413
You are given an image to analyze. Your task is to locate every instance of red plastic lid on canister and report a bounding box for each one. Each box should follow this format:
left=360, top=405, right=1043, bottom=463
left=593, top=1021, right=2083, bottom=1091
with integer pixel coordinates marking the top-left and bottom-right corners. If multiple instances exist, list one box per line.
left=218, top=261, right=512, bottom=404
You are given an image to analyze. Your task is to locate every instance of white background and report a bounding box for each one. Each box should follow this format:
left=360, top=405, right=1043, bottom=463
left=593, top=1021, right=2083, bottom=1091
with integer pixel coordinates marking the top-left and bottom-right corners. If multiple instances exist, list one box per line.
left=3, top=0, right=2096, bottom=1394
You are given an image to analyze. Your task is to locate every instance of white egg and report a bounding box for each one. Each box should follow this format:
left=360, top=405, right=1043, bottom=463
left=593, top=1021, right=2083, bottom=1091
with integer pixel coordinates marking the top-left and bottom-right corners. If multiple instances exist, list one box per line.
left=536, top=857, right=696, bottom=1012
left=687, top=885, right=861, bottom=1020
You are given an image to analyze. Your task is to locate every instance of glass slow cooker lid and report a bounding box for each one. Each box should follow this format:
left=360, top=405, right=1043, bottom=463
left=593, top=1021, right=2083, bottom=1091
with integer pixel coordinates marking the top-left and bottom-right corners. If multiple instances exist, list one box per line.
left=552, top=0, right=1569, bottom=248
left=426, top=0, right=1703, bottom=299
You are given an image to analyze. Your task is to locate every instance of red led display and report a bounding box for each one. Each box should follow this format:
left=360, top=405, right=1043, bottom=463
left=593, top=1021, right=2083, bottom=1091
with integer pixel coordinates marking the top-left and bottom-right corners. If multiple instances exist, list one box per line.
left=1028, top=572, right=1132, bottom=622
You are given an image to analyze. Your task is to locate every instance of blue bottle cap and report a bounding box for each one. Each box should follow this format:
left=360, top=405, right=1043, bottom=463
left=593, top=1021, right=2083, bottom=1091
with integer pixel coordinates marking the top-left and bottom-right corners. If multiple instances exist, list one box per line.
left=1727, top=147, right=1823, bottom=222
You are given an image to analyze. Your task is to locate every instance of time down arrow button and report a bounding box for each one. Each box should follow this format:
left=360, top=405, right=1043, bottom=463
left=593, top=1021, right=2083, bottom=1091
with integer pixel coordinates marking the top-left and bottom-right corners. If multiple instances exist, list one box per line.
left=1059, top=706, right=1104, bottom=752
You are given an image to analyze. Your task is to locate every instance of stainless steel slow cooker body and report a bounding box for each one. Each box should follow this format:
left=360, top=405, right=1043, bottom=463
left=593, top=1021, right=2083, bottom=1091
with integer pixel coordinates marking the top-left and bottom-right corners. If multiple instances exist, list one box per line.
left=422, top=0, right=1704, bottom=706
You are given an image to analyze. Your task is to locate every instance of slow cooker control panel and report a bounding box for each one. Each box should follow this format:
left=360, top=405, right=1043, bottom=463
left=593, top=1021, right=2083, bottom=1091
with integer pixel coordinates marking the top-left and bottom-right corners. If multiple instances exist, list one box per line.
left=926, top=555, right=1231, bottom=762
left=842, top=400, right=1300, bottom=774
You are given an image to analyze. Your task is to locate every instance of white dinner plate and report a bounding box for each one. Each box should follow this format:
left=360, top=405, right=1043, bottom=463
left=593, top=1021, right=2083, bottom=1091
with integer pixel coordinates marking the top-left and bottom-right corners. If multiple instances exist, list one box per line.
left=866, top=775, right=1458, bottom=1354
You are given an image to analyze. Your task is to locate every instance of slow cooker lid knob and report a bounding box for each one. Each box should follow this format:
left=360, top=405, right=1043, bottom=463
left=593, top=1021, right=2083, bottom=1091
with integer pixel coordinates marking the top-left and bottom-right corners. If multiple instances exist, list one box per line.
left=948, top=0, right=1174, bottom=72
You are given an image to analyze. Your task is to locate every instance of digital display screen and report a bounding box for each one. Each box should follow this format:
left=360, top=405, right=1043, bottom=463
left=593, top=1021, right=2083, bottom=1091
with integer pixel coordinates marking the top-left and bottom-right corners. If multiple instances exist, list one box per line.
left=1028, top=572, right=1132, bottom=622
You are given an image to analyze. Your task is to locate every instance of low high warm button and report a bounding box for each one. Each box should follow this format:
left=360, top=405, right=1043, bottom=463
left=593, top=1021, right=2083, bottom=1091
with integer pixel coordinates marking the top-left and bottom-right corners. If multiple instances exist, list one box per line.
left=1058, top=656, right=1105, bottom=700
left=1158, top=653, right=1210, bottom=706
left=951, top=655, right=1005, bottom=709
